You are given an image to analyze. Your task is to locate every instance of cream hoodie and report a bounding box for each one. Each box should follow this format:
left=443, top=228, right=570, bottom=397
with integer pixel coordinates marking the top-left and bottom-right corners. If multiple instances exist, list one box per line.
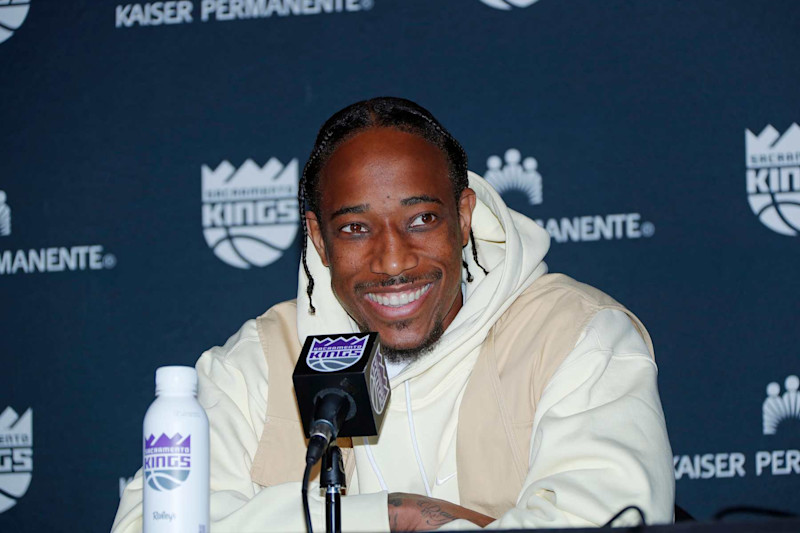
left=112, top=174, right=674, bottom=532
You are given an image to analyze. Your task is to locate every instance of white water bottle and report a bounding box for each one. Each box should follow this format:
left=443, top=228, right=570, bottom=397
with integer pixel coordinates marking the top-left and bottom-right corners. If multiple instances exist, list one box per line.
left=143, top=366, right=209, bottom=533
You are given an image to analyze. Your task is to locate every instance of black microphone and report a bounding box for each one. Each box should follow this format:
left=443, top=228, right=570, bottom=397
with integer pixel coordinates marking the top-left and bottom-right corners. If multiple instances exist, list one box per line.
left=292, top=332, right=391, bottom=466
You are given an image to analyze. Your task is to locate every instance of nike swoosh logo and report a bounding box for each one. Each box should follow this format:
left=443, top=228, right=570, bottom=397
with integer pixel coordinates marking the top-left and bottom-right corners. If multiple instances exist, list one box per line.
left=435, top=472, right=457, bottom=486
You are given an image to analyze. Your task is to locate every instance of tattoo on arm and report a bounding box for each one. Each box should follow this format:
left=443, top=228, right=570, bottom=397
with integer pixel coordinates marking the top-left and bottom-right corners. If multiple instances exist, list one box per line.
left=416, top=501, right=458, bottom=527
left=388, top=495, right=404, bottom=508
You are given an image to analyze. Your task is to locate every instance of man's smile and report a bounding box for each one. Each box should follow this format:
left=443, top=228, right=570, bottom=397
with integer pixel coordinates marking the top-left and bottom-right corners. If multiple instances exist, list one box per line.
left=364, top=283, right=433, bottom=308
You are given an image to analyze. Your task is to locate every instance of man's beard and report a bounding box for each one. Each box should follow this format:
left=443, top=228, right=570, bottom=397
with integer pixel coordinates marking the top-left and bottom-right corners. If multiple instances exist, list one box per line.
left=383, top=320, right=446, bottom=364
left=353, top=271, right=447, bottom=364
left=360, top=319, right=445, bottom=365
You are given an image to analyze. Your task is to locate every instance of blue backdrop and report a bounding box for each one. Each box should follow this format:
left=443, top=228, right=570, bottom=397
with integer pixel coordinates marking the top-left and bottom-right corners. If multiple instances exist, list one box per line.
left=1, top=1, right=799, bottom=530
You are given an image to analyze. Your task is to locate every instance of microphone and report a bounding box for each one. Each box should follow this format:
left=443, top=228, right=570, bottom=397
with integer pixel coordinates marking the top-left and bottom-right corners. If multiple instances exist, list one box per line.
left=292, top=332, right=391, bottom=466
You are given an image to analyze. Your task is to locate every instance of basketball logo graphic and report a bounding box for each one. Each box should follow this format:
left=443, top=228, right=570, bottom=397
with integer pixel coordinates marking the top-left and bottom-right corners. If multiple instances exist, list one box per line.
left=144, top=433, right=192, bottom=491
left=202, top=158, right=300, bottom=268
left=745, top=124, right=800, bottom=237
left=484, top=148, right=542, bottom=205
left=0, top=407, right=33, bottom=514
left=479, top=0, right=539, bottom=10
left=0, top=0, right=30, bottom=45
left=306, top=336, right=368, bottom=373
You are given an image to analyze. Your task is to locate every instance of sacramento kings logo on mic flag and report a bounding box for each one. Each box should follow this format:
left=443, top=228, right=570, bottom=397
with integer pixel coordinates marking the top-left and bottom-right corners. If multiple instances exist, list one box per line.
left=144, top=433, right=192, bottom=491
left=306, top=336, right=368, bottom=372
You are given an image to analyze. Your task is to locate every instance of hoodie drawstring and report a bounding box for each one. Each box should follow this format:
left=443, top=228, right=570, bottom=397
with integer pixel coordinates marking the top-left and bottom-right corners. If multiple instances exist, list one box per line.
left=405, top=380, right=433, bottom=497
left=363, top=380, right=433, bottom=498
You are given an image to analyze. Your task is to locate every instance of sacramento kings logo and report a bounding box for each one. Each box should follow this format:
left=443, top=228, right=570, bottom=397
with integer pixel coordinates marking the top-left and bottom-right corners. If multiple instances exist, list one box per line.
left=202, top=158, right=300, bottom=268
left=144, top=433, right=191, bottom=491
left=0, top=0, right=30, bottom=45
left=306, top=336, right=368, bottom=373
left=745, top=124, right=800, bottom=236
left=0, top=407, right=33, bottom=514
left=369, top=349, right=390, bottom=415
left=479, top=0, right=540, bottom=10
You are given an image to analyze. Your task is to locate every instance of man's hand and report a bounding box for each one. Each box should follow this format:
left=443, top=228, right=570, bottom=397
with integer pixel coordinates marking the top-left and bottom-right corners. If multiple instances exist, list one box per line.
left=387, top=492, right=494, bottom=531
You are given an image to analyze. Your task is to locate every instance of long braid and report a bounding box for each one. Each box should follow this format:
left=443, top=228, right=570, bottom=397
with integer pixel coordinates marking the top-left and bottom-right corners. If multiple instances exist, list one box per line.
left=298, top=97, right=491, bottom=315
left=299, top=127, right=338, bottom=314
left=470, top=230, right=489, bottom=275
left=298, top=177, right=315, bottom=314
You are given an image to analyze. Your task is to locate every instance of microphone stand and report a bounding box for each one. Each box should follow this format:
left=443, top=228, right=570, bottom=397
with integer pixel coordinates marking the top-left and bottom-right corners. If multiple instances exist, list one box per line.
left=320, top=444, right=346, bottom=533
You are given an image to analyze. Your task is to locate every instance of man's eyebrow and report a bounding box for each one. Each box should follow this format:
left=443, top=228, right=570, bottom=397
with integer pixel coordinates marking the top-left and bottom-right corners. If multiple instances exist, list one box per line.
left=330, top=204, right=369, bottom=220
left=400, top=195, right=443, bottom=206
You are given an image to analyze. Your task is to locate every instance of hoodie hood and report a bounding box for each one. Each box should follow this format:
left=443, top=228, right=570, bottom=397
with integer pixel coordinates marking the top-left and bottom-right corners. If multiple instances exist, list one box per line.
left=296, top=172, right=550, bottom=391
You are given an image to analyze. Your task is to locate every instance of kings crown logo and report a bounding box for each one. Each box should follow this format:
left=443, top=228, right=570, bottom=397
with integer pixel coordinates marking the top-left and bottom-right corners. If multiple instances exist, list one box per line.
left=0, top=407, right=33, bottom=514
left=307, top=336, right=367, bottom=373
left=484, top=149, right=543, bottom=206
left=202, top=158, right=300, bottom=269
left=745, top=123, right=800, bottom=236
left=762, top=375, right=800, bottom=435
left=144, top=433, right=192, bottom=492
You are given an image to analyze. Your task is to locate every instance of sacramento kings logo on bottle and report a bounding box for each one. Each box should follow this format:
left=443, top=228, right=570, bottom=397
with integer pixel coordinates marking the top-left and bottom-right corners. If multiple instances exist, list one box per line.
left=306, top=335, right=368, bottom=372
left=144, top=433, right=192, bottom=491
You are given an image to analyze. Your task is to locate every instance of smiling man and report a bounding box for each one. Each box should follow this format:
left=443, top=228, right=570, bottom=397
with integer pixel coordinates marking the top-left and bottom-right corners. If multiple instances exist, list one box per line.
left=113, top=98, right=674, bottom=532
left=305, top=126, right=473, bottom=362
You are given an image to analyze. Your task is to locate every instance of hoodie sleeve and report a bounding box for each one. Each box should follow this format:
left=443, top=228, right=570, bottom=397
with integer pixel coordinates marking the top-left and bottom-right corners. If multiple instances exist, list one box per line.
left=111, top=319, right=391, bottom=533
left=441, top=308, right=675, bottom=531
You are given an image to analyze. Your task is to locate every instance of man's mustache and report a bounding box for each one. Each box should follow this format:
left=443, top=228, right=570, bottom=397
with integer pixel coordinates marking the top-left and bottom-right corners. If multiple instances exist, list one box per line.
left=354, top=270, right=442, bottom=292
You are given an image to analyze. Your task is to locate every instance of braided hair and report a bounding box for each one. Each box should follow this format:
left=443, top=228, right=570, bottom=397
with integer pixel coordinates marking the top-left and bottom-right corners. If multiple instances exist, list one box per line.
left=298, top=96, right=488, bottom=314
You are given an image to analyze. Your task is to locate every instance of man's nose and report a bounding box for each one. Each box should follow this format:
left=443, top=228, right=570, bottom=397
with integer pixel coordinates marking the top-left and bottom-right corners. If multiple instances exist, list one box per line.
left=370, top=228, right=418, bottom=276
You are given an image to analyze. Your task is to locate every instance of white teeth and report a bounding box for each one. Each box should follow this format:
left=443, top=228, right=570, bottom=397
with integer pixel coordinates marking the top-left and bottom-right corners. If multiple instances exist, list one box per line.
left=367, top=284, right=431, bottom=307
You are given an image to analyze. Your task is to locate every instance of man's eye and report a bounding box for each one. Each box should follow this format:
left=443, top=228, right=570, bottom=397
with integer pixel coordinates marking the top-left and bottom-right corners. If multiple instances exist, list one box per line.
left=341, top=223, right=367, bottom=234
left=409, top=213, right=437, bottom=228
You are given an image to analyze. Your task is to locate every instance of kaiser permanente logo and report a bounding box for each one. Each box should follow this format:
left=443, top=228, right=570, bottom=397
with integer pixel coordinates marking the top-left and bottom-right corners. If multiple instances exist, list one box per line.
left=0, top=191, right=118, bottom=276
left=672, top=373, right=799, bottom=482
left=202, top=158, right=300, bottom=269
left=0, top=407, right=33, bottom=514
left=115, top=0, right=373, bottom=28
left=0, top=190, right=10, bottom=236
left=763, top=374, right=800, bottom=435
left=479, top=0, right=539, bottom=10
left=0, top=0, right=30, bottom=45
left=745, top=123, right=800, bottom=236
left=485, top=149, right=655, bottom=244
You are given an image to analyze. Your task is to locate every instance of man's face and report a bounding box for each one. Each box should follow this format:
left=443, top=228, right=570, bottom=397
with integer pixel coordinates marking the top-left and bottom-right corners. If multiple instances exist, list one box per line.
left=306, top=127, right=475, bottom=360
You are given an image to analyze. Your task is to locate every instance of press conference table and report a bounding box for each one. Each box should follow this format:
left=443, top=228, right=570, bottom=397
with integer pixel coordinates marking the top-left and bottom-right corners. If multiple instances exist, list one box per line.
left=488, top=517, right=800, bottom=532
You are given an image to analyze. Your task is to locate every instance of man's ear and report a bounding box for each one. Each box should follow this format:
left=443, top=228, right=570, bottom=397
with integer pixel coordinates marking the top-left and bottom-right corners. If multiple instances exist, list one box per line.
left=458, top=187, right=477, bottom=247
left=305, top=211, right=329, bottom=267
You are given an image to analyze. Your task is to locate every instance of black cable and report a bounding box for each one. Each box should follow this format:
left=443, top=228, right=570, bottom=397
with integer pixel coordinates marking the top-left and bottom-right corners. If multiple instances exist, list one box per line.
left=302, top=461, right=314, bottom=533
left=601, top=505, right=646, bottom=528
left=713, top=505, right=798, bottom=521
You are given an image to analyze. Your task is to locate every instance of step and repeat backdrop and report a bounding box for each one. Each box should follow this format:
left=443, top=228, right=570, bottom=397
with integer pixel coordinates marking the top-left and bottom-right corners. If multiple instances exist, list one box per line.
left=1, top=0, right=798, bottom=530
